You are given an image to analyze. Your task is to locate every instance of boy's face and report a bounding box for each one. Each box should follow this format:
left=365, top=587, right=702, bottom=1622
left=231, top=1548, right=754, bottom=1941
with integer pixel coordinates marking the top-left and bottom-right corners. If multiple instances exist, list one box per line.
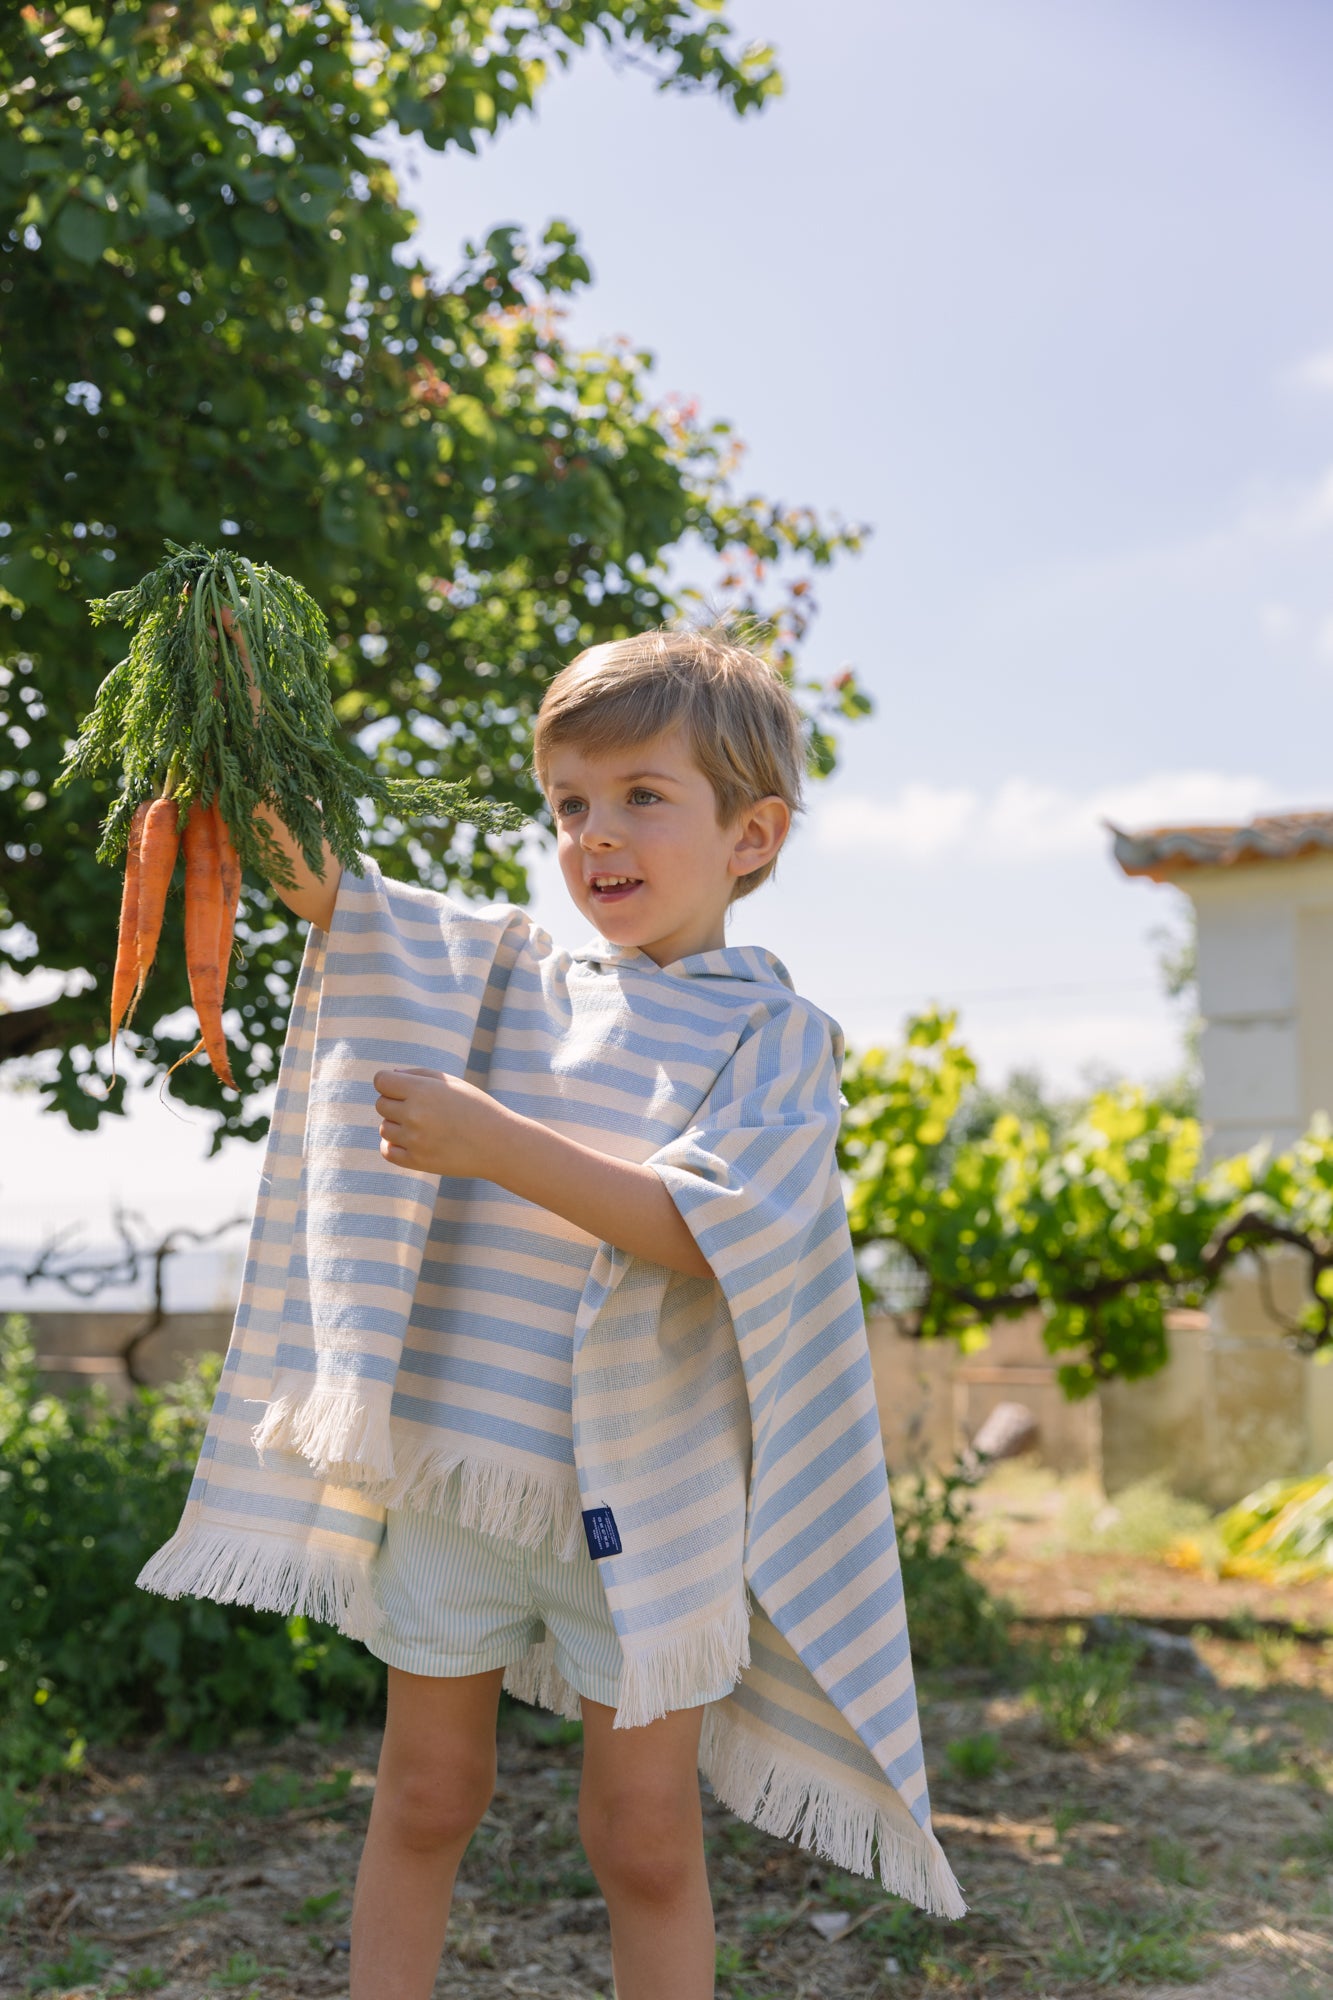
left=545, top=725, right=789, bottom=966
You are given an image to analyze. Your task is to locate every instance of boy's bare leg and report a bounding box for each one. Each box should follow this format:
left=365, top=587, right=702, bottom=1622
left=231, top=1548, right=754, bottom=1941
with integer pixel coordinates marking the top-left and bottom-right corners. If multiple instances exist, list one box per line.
left=350, top=1665, right=505, bottom=2000
left=578, top=1699, right=715, bottom=2000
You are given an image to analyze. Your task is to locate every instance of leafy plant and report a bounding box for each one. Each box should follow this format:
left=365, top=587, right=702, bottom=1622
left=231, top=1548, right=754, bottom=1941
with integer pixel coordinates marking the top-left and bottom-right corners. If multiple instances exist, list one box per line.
left=0, top=1317, right=385, bottom=1790
left=840, top=1012, right=1333, bottom=1390
left=1216, top=1466, right=1333, bottom=1582
left=891, top=1460, right=1010, bottom=1670
left=1029, top=1629, right=1137, bottom=1747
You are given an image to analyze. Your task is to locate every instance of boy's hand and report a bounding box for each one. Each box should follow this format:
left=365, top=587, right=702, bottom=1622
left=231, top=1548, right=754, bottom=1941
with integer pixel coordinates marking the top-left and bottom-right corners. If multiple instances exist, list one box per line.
left=374, top=1067, right=713, bottom=1276
left=373, top=1067, right=508, bottom=1178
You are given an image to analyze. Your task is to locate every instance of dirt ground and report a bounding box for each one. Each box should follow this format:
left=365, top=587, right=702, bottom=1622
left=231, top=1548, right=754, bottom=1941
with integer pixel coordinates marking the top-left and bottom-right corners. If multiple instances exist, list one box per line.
left=4, top=1475, right=1330, bottom=2000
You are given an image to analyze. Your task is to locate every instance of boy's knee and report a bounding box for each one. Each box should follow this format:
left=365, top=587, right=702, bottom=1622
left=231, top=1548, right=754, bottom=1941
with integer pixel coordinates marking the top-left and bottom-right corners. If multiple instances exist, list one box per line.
left=579, top=1777, right=702, bottom=1905
left=379, top=1748, right=495, bottom=1856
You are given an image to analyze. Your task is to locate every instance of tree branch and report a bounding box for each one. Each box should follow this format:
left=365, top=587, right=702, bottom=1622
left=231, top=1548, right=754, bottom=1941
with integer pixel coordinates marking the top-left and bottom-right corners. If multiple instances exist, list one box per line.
left=0, top=1001, right=65, bottom=1062
left=1, top=1208, right=247, bottom=1386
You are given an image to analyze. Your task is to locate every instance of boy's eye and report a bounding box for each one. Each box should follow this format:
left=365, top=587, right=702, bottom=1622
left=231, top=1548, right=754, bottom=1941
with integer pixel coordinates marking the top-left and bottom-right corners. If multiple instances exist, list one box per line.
left=555, top=797, right=585, bottom=817
left=629, top=788, right=661, bottom=805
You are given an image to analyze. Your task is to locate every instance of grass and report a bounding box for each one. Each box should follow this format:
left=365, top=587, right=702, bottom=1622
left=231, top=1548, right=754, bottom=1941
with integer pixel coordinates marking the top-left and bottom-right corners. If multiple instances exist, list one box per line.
left=944, top=1730, right=1005, bottom=1779
left=210, top=1952, right=277, bottom=1988
left=245, top=1766, right=353, bottom=1816
left=284, top=1888, right=345, bottom=1926
left=855, top=1903, right=936, bottom=1969
left=25, top=1937, right=112, bottom=1993
left=715, top=1937, right=783, bottom=2000
left=1048, top=1900, right=1205, bottom=1985
left=1059, top=1474, right=1222, bottom=1564
left=1282, top=1811, right=1333, bottom=1870
left=1150, top=1833, right=1208, bottom=1887
left=1029, top=1627, right=1138, bottom=1745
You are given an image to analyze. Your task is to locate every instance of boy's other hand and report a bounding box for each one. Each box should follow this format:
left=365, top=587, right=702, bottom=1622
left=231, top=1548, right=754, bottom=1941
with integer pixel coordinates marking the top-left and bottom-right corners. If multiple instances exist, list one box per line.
left=373, top=1067, right=508, bottom=1178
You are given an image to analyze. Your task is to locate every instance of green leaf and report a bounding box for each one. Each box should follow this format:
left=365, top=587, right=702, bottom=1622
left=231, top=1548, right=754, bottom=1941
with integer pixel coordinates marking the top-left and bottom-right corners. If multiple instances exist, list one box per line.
left=53, top=198, right=110, bottom=264
left=0, top=550, right=59, bottom=609
left=143, top=189, right=191, bottom=238
left=233, top=206, right=287, bottom=249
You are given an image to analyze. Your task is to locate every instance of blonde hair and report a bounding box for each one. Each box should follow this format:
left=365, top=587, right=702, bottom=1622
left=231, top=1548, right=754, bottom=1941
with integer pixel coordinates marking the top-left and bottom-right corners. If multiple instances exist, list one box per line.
left=532, top=625, right=805, bottom=902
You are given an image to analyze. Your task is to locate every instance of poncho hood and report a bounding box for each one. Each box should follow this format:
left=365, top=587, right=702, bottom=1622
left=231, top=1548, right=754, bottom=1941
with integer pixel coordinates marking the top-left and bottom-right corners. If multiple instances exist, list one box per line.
left=139, top=861, right=964, bottom=1918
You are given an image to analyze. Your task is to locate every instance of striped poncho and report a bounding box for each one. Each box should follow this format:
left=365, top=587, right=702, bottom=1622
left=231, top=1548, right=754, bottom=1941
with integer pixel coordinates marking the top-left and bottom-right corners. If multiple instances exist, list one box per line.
left=139, top=860, right=964, bottom=1918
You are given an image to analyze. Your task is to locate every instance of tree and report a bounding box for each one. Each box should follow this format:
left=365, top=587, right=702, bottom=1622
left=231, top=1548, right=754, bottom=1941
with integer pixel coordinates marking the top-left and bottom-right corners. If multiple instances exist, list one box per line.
left=1, top=2, right=867, bottom=1138
left=840, top=1011, right=1333, bottom=1392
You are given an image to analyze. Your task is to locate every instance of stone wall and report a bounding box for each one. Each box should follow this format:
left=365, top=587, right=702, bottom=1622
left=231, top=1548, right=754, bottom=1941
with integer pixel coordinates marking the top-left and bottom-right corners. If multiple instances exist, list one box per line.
left=865, top=1310, right=1100, bottom=1475
left=24, top=1310, right=234, bottom=1400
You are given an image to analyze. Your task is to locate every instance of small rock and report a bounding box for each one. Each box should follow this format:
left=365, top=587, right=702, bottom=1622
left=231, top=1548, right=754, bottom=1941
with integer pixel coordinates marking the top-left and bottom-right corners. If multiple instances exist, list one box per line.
left=808, top=1909, right=854, bottom=1942
left=967, top=1401, right=1040, bottom=1468
left=1082, top=1615, right=1217, bottom=1684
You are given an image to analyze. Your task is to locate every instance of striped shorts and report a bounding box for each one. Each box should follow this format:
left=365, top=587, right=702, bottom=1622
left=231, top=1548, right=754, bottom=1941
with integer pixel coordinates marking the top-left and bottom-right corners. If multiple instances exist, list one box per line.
left=366, top=1487, right=624, bottom=1707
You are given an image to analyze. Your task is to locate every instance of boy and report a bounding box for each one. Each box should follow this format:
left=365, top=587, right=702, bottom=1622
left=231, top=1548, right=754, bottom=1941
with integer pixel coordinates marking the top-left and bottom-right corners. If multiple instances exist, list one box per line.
left=141, top=626, right=963, bottom=2000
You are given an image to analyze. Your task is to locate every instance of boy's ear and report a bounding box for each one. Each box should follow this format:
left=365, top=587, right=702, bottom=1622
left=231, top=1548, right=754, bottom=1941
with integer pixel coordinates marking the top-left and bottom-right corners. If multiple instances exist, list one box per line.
left=729, top=795, right=791, bottom=878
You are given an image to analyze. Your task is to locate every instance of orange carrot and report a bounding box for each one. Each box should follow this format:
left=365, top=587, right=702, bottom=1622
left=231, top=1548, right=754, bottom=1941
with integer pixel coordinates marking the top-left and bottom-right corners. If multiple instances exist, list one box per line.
left=181, top=800, right=235, bottom=1089
left=213, top=802, right=242, bottom=995
left=135, top=795, right=181, bottom=997
left=109, top=799, right=150, bottom=1062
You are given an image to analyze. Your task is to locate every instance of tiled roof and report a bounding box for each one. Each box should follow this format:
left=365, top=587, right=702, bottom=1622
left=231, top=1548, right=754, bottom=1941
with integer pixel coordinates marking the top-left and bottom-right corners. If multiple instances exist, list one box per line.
left=1111, top=810, right=1333, bottom=881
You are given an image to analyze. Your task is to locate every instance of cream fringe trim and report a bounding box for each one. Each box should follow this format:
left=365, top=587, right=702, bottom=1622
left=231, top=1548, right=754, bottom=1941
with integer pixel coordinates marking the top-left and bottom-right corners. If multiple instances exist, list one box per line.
left=614, top=1599, right=752, bottom=1729
left=252, top=1386, right=395, bottom=1483
left=368, top=1447, right=584, bottom=1561
left=503, top=1641, right=583, bottom=1722
left=699, top=1708, right=968, bottom=1919
left=135, top=1519, right=379, bottom=1643
left=250, top=1393, right=584, bottom=1561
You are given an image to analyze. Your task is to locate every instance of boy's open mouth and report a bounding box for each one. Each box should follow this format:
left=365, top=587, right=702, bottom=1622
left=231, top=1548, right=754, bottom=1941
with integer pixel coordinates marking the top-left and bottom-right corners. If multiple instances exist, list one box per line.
left=588, top=873, right=643, bottom=904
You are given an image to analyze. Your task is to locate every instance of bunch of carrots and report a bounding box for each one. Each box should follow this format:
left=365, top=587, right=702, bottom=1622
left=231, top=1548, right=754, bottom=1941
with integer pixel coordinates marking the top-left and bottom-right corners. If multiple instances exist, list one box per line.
left=59, top=540, right=527, bottom=1095
left=111, top=792, right=242, bottom=1089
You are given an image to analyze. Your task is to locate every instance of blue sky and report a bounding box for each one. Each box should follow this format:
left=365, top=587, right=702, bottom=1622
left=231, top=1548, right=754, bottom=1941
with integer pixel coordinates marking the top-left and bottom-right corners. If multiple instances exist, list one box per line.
left=8, top=0, right=1333, bottom=1244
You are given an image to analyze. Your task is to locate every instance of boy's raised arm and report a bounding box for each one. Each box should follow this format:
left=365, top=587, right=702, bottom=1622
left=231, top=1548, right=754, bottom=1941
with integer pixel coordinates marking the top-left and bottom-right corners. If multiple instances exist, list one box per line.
left=219, top=604, right=342, bottom=932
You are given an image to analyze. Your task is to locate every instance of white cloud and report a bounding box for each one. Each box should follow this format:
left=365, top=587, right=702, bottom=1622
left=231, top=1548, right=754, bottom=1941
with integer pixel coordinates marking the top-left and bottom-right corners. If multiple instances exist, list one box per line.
left=815, top=783, right=977, bottom=860
left=1291, top=347, right=1333, bottom=394
left=814, top=770, right=1282, bottom=865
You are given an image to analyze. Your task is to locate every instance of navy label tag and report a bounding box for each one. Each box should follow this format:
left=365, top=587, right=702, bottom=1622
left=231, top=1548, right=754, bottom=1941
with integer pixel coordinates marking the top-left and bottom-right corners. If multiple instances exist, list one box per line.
left=581, top=1505, right=622, bottom=1561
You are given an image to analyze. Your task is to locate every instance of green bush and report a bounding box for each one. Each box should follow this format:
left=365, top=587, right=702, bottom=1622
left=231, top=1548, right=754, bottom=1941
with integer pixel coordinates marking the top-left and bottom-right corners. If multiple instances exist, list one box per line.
left=892, top=1462, right=1010, bottom=1670
left=0, top=1317, right=384, bottom=1788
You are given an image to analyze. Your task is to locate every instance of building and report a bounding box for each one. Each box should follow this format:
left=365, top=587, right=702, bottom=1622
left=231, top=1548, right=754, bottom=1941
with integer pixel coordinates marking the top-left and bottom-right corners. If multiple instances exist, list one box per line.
left=1107, top=809, right=1333, bottom=1501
